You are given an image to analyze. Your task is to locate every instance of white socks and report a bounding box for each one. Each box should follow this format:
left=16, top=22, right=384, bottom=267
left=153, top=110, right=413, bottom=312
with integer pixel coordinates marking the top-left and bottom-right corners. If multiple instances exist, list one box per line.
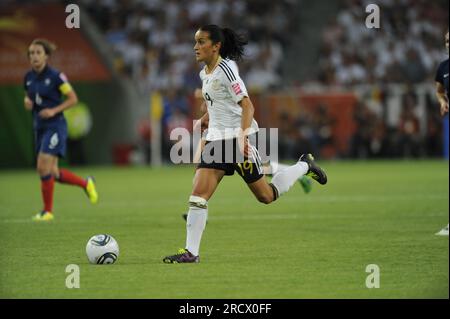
left=271, top=161, right=309, bottom=196
left=186, top=195, right=208, bottom=256
left=269, top=162, right=289, bottom=174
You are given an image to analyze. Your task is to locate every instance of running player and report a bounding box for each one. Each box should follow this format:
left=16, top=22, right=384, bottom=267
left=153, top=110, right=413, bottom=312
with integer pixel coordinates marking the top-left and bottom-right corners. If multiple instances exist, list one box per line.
left=24, top=39, right=98, bottom=221
left=193, top=66, right=313, bottom=194
left=434, top=30, right=449, bottom=236
left=163, top=25, right=327, bottom=263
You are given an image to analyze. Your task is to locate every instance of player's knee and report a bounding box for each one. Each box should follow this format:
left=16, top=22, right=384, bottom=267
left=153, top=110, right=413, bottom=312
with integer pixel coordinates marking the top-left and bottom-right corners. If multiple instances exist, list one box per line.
left=256, top=192, right=273, bottom=204
left=52, top=166, right=59, bottom=178
left=36, top=163, right=51, bottom=176
left=189, top=195, right=208, bottom=209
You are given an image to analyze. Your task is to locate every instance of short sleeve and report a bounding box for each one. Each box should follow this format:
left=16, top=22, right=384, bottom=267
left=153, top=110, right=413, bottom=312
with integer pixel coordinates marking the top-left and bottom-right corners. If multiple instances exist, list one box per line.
left=218, top=62, right=248, bottom=104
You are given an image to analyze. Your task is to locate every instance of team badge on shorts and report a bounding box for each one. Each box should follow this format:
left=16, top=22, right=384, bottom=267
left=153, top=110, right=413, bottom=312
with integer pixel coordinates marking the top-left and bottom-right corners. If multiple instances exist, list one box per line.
left=49, top=133, right=59, bottom=149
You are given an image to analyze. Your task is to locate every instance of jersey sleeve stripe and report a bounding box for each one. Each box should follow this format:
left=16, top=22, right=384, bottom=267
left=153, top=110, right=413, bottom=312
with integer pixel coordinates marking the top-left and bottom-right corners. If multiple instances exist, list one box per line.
left=220, top=62, right=236, bottom=81
left=218, top=64, right=233, bottom=82
left=219, top=62, right=236, bottom=81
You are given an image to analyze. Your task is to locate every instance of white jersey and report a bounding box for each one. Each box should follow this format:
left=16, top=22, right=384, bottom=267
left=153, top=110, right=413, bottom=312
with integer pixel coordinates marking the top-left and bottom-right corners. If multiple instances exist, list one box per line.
left=200, top=58, right=259, bottom=141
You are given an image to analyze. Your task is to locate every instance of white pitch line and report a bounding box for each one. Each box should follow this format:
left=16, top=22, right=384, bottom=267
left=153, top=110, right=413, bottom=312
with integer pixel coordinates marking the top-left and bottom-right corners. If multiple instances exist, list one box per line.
left=1, top=211, right=447, bottom=224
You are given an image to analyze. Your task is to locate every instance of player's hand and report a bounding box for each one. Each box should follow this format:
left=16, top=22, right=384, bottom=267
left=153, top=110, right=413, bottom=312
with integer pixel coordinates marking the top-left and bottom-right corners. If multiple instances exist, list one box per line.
left=238, top=135, right=250, bottom=158
left=24, top=96, right=33, bottom=110
left=440, top=101, right=449, bottom=116
left=39, top=108, right=57, bottom=119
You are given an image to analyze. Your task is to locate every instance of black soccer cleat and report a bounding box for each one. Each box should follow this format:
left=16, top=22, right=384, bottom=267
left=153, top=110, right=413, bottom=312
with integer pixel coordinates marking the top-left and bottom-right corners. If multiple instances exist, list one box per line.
left=163, top=248, right=200, bottom=264
left=299, top=153, right=327, bottom=185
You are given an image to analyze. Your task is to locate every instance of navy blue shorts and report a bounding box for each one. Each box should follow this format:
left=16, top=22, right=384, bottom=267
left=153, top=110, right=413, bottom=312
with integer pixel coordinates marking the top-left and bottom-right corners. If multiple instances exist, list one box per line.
left=35, top=126, right=67, bottom=158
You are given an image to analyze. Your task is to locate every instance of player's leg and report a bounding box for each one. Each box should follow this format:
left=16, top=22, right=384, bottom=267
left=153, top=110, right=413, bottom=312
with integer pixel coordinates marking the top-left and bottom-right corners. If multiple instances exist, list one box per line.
left=163, top=168, right=225, bottom=263
left=53, top=157, right=85, bottom=188
left=45, top=125, right=98, bottom=204
left=183, top=137, right=207, bottom=221
left=247, top=154, right=327, bottom=203
left=33, top=152, right=57, bottom=221
left=247, top=177, right=278, bottom=204
left=53, top=159, right=98, bottom=204
left=264, top=162, right=313, bottom=194
left=234, top=144, right=278, bottom=203
left=190, top=167, right=226, bottom=200
left=187, top=168, right=225, bottom=254
left=436, top=223, right=449, bottom=236
left=270, top=154, right=327, bottom=197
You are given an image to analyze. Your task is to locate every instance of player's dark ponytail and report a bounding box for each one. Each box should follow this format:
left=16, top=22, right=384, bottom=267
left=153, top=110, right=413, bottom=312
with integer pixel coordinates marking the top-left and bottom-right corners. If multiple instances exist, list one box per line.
left=199, top=25, right=248, bottom=61
left=220, top=28, right=247, bottom=61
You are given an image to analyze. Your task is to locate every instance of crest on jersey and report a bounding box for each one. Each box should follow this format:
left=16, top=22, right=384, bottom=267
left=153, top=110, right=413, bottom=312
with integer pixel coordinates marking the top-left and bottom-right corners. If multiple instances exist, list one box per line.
left=212, top=79, right=221, bottom=91
left=232, top=83, right=242, bottom=95
left=45, top=78, right=51, bottom=86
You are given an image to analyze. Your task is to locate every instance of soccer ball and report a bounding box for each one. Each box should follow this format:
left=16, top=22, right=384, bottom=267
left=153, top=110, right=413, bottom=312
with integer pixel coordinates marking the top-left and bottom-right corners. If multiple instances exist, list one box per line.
left=86, top=234, right=119, bottom=264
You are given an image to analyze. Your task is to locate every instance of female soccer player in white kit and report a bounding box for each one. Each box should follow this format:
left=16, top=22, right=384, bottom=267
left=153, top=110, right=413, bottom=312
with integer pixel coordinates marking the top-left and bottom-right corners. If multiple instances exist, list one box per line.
left=163, top=25, right=327, bottom=263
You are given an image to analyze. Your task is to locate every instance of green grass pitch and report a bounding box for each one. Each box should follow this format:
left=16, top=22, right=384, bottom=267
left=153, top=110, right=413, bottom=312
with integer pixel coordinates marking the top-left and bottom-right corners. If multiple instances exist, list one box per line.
left=0, top=160, right=448, bottom=298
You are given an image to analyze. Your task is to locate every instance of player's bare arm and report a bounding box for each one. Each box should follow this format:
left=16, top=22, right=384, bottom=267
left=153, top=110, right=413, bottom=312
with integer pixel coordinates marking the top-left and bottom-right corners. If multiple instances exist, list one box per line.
left=24, top=95, right=33, bottom=110
left=436, top=81, right=449, bottom=116
left=195, top=110, right=209, bottom=132
left=238, top=96, right=254, bottom=157
left=193, top=111, right=208, bottom=163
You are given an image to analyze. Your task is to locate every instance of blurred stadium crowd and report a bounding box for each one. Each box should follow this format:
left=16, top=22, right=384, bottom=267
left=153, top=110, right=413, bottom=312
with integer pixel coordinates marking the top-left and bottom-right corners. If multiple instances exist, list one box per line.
left=349, top=88, right=445, bottom=159
left=317, top=0, right=448, bottom=86
left=81, top=0, right=300, bottom=162
left=79, top=0, right=448, bottom=161
left=316, top=0, right=449, bottom=159
left=82, top=0, right=297, bottom=93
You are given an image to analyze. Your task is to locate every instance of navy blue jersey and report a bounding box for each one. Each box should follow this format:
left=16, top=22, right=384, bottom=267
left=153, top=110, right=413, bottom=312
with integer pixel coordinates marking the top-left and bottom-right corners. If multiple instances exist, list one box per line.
left=24, top=65, right=72, bottom=130
left=435, top=58, right=449, bottom=101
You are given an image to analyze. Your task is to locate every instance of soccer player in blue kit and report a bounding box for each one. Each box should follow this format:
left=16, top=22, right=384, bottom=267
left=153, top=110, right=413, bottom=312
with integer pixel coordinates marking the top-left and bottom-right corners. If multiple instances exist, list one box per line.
left=435, top=31, right=449, bottom=116
left=435, top=30, right=449, bottom=236
left=24, top=39, right=98, bottom=221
